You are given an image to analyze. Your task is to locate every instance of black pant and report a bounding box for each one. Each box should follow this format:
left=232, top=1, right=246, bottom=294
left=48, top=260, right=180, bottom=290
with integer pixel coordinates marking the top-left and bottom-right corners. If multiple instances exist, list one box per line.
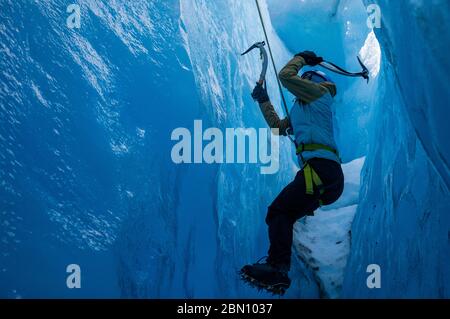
left=266, top=158, right=344, bottom=269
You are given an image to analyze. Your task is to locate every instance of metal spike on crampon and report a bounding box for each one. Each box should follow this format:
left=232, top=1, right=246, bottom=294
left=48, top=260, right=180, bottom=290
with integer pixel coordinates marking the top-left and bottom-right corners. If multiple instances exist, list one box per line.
left=239, top=269, right=287, bottom=296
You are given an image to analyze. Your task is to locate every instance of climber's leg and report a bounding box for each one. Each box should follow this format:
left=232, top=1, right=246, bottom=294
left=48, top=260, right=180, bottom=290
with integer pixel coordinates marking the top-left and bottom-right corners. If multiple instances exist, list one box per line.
left=266, top=169, right=320, bottom=269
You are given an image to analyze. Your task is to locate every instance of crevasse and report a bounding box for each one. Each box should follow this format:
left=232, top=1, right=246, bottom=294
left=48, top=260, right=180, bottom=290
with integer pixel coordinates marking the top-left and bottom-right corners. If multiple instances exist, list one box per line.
left=0, top=0, right=448, bottom=298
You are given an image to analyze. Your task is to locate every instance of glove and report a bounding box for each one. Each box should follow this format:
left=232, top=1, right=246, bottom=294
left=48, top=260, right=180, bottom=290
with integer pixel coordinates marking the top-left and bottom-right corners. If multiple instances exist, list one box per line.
left=251, top=82, right=269, bottom=104
left=295, top=51, right=324, bottom=66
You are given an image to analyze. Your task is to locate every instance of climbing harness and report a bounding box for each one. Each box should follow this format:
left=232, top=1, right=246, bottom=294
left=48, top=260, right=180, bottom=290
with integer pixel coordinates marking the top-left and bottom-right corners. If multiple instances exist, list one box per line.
left=296, top=143, right=339, bottom=158
left=303, top=163, right=325, bottom=207
left=303, top=164, right=323, bottom=196
left=297, top=143, right=340, bottom=206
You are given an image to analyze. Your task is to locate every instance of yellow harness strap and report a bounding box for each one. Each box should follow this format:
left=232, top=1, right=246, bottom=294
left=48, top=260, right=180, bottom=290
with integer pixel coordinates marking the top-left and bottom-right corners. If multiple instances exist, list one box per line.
left=304, top=163, right=325, bottom=206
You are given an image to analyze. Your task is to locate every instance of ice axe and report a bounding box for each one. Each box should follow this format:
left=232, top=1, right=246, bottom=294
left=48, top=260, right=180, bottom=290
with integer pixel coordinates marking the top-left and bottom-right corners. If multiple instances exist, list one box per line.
left=241, top=40, right=294, bottom=138
left=242, top=41, right=370, bottom=84
left=241, top=41, right=268, bottom=86
left=319, top=56, right=370, bottom=83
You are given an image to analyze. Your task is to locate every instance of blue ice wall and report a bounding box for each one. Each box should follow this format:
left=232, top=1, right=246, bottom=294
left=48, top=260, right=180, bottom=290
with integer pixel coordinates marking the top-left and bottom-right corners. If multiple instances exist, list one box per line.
left=0, top=0, right=317, bottom=298
left=0, top=0, right=202, bottom=298
left=1, top=0, right=449, bottom=299
left=342, top=0, right=450, bottom=298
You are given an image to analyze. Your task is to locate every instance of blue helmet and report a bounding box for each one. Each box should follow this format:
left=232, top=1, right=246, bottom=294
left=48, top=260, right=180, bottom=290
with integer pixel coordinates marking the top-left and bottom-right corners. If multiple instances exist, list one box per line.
left=301, top=70, right=333, bottom=84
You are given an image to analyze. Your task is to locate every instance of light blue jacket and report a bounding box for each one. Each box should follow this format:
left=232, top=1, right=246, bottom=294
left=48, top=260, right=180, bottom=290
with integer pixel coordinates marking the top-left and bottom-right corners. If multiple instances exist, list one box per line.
left=289, top=95, right=340, bottom=166
left=258, top=56, right=340, bottom=166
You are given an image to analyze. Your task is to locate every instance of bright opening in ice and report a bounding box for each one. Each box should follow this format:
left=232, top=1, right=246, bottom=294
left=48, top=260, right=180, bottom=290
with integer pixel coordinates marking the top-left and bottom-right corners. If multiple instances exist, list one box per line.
left=359, top=31, right=381, bottom=78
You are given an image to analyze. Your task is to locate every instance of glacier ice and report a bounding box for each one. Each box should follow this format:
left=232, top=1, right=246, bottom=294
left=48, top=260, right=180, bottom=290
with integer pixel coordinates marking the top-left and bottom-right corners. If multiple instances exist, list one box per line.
left=0, top=0, right=449, bottom=299
left=341, top=0, right=450, bottom=298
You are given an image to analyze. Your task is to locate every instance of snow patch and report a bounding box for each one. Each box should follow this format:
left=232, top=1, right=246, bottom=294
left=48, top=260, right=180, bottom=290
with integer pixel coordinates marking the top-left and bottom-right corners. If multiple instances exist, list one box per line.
left=294, top=205, right=357, bottom=298
left=293, top=157, right=365, bottom=298
left=359, top=31, right=381, bottom=78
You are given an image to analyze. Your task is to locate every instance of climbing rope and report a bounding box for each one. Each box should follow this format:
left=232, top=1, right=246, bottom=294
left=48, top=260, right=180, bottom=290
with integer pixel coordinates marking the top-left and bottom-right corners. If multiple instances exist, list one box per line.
left=254, top=0, right=290, bottom=121
left=254, top=0, right=369, bottom=85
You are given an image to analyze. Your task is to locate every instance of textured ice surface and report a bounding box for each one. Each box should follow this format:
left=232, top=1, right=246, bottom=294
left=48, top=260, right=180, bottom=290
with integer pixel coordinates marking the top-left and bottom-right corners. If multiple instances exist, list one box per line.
left=1, top=0, right=449, bottom=298
left=341, top=0, right=450, bottom=298
left=294, top=158, right=364, bottom=299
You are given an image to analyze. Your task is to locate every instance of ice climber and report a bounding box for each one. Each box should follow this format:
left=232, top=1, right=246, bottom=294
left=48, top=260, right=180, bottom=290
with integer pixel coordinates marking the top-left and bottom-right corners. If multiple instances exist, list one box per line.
left=240, top=51, right=345, bottom=295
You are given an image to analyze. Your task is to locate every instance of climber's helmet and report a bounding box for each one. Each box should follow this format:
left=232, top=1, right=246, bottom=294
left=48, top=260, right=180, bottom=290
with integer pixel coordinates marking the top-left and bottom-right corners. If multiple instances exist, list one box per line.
left=301, top=70, right=333, bottom=84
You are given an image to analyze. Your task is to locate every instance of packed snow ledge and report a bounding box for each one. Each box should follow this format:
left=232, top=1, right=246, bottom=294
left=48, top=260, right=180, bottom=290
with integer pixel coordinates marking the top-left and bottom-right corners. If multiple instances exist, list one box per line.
left=293, top=157, right=365, bottom=298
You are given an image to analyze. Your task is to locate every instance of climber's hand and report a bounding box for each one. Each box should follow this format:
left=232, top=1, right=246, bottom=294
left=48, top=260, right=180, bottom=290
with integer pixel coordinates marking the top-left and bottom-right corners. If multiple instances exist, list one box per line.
left=251, top=82, right=269, bottom=104
left=295, top=51, right=324, bottom=66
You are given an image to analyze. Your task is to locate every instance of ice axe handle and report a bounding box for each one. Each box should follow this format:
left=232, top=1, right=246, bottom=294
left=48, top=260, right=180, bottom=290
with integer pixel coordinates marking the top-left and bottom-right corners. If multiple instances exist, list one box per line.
left=357, top=56, right=370, bottom=83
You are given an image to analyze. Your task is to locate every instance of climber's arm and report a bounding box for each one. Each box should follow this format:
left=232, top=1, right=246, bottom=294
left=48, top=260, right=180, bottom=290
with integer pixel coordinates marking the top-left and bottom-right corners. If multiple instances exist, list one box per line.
left=251, top=83, right=291, bottom=136
left=258, top=101, right=291, bottom=136
left=278, top=56, right=328, bottom=104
